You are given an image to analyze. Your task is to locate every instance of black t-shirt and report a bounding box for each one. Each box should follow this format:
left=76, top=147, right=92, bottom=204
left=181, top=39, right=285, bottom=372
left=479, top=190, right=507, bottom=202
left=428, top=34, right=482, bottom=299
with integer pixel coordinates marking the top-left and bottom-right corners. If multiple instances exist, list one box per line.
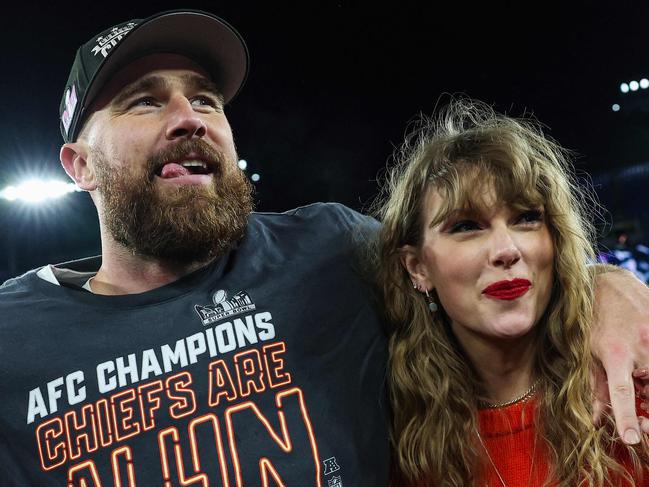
left=0, top=203, right=389, bottom=486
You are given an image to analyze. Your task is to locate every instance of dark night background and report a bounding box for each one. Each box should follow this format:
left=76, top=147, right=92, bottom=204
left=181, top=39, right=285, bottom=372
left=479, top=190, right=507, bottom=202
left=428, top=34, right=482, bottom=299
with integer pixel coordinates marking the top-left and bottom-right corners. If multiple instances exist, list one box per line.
left=3, top=1, right=649, bottom=280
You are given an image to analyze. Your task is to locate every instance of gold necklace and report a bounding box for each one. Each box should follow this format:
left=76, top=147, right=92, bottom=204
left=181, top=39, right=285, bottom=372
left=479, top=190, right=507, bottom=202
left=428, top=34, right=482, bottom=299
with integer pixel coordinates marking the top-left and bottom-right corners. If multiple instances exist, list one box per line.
left=476, top=429, right=537, bottom=487
left=480, top=379, right=540, bottom=409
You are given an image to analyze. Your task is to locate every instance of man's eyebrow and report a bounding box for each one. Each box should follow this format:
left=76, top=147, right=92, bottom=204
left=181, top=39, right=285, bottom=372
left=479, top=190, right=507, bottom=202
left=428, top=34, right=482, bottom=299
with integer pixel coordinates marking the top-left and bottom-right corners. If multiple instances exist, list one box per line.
left=182, top=74, right=224, bottom=103
left=111, top=76, right=170, bottom=107
left=110, top=74, right=224, bottom=107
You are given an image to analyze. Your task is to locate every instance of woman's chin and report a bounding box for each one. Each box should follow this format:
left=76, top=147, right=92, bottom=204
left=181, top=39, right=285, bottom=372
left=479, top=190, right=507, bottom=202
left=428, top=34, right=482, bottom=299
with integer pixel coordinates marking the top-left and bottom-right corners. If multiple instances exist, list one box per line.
left=490, top=324, right=536, bottom=341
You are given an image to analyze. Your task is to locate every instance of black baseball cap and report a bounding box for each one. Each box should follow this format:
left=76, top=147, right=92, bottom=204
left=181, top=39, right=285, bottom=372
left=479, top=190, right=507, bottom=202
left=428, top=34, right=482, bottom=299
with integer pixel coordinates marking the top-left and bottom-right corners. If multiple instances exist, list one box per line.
left=59, top=9, right=249, bottom=143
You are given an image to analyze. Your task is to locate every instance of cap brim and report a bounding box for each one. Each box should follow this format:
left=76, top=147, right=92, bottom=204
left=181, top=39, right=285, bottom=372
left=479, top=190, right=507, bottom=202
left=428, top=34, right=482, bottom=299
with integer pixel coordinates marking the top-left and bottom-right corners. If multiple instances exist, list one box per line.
left=84, top=10, right=249, bottom=109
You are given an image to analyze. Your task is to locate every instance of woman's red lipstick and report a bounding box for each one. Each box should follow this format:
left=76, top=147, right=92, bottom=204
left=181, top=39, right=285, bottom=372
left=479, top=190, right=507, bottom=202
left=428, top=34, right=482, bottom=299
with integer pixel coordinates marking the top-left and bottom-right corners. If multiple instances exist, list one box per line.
left=482, top=278, right=531, bottom=300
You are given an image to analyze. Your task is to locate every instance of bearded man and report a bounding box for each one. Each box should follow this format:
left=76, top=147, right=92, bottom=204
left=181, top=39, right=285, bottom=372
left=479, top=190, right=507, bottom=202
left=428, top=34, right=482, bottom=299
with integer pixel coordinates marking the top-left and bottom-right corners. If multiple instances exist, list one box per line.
left=1, top=9, right=648, bottom=486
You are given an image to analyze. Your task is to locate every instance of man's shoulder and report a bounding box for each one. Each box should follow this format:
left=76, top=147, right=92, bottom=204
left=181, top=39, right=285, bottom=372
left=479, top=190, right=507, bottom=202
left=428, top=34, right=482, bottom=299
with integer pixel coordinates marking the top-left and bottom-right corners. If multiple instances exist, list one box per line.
left=0, top=268, right=39, bottom=296
left=0, top=268, right=45, bottom=316
left=243, top=203, right=378, bottom=272
left=250, top=202, right=378, bottom=234
left=0, top=256, right=100, bottom=305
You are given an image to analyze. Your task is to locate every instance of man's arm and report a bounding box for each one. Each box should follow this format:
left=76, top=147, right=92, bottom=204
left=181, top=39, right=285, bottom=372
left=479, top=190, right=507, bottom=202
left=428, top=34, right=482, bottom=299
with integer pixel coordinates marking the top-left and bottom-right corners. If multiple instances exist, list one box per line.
left=591, top=264, right=649, bottom=443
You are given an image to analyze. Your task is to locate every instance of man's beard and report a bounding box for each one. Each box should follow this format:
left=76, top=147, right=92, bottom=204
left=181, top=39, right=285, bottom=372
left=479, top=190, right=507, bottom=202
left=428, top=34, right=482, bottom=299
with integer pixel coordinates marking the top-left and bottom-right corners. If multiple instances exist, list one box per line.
left=93, top=139, right=253, bottom=265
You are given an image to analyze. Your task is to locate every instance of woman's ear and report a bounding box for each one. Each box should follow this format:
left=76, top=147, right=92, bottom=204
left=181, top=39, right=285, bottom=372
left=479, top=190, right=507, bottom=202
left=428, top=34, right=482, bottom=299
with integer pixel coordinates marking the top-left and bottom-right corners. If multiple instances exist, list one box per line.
left=60, top=142, right=97, bottom=191
left=400, top=244, right=434, bottom=291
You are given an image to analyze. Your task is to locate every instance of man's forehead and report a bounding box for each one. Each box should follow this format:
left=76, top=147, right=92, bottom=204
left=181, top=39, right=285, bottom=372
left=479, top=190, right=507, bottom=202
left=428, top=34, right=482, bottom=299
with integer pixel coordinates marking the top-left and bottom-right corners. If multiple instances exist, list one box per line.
left=92, top=53, right=215, bottom=108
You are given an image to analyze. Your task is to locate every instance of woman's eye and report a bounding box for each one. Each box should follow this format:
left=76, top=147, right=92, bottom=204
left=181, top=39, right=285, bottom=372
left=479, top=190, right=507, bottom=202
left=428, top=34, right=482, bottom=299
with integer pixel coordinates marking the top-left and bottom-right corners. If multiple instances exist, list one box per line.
left=518, top=209, right=543, bottom=224
left=448, top=220, right=480, bottom=233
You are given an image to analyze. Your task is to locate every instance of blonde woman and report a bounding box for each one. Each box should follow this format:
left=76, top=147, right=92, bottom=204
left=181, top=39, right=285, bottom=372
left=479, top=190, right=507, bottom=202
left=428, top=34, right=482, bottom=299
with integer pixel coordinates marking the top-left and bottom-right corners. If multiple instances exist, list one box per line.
left=375, top=99, right=649, bottom=486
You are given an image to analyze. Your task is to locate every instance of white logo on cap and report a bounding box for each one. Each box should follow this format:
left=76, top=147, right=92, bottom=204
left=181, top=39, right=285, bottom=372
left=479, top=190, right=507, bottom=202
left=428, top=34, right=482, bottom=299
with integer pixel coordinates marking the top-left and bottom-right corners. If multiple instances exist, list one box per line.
left=61, top=84, right=78, bottom=135
left=90, top=22, right=137, bottom=58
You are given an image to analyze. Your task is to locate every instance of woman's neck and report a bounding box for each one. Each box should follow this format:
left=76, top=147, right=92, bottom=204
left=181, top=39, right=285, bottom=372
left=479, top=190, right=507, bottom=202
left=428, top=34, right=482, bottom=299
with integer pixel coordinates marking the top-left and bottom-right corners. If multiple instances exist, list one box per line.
left=452, top=324, right=537, bottom=406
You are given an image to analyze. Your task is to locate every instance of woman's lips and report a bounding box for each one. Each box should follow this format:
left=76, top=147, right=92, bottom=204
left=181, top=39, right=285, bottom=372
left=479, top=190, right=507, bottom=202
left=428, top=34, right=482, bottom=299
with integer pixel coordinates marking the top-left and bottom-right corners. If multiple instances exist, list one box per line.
left=482, top=278, right=532, bottom=300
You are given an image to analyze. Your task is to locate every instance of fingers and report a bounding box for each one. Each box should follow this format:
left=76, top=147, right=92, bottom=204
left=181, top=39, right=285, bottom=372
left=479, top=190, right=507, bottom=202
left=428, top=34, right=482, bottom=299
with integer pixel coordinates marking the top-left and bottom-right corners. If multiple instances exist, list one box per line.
left=605, top=358, right=641, bottom=444
left=592, top=362, right=649, bottom=442
left=641, top=416, right=649, bottom=435
left=590, top=269, right=649, bottom=443
left=591, top=364, right=610, bottom=426
left=634, top=368, right=649, bottom=411
left=634, top=366, right=649, bottom=443
left=633, top=368, right=649, bottom=380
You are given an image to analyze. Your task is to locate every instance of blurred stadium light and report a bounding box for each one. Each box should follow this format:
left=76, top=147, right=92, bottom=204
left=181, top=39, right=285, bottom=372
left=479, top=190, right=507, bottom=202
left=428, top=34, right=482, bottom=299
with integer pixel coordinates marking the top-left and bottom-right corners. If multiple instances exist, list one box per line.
left=1, top=179, right=81, bottom=204
left=619, top=78, right=649, bottom=94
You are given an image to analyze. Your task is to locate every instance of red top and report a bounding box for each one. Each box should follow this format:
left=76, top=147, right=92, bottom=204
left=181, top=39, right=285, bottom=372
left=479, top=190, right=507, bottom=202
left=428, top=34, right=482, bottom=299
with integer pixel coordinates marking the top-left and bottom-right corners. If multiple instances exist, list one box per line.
left=477, top=396, right=648, bottom=486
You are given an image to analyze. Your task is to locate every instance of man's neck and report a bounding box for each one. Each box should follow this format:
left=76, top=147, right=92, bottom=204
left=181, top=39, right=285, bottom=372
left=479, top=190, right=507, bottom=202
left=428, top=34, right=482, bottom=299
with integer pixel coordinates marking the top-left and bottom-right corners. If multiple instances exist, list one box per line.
left=91, top=240, right=210, bottom=295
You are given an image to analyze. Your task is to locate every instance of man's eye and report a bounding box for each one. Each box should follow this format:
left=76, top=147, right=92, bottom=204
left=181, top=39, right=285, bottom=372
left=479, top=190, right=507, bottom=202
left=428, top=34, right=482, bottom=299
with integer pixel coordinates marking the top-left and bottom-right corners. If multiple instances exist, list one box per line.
left=129, top=97, right=157, bottom=108
left=191, top=96, right=222, bottom=109
left=448, top=220, right=480, bottom=233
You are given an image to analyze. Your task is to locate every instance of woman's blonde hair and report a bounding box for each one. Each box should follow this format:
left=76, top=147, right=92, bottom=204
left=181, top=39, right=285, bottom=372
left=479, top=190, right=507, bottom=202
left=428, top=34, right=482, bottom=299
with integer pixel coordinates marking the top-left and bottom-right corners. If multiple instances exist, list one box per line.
left=374, top=98, right=645, bottom=486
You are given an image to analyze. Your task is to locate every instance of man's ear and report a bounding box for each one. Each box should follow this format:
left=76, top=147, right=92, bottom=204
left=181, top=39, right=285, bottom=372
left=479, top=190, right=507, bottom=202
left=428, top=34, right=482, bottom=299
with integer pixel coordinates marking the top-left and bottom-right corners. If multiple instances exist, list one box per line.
left=60, top=142, right=97, bottom=191
left=400, top=244, right=434, bottom=291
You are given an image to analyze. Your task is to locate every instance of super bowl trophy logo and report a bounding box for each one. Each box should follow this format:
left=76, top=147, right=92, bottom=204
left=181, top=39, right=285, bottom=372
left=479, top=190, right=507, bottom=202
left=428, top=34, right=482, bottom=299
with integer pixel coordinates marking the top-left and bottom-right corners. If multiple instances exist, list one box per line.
left=194, top=289, right=256, bottom=325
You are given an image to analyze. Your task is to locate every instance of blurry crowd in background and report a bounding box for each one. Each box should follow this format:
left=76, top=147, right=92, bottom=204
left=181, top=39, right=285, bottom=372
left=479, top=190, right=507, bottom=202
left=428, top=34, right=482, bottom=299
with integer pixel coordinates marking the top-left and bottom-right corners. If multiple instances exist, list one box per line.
left=598, top=227, right=649, bottom=283
left=595, top=161, right=649, bottom=283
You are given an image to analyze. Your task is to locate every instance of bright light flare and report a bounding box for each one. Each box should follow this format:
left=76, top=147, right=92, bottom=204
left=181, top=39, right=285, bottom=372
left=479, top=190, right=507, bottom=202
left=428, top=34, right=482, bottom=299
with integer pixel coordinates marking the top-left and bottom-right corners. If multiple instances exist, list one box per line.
left=1, top=179, right=81, bottom=203
left=641, top=78, right=649, bottom=89
left=238, top=159, right=248, bottom=170
left=630, top=80, right=640, bottom=91
left=251, top=173, right=260, bottom=182
left=612, top=103, right=620, bottom=112
left=621, top=83, right=630, bottom=93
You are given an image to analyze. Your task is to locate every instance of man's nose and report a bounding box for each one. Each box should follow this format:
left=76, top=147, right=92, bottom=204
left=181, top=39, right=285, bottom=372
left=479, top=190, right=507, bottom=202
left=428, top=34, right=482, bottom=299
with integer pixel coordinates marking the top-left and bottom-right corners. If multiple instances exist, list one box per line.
left=488, top=228, right=522, bottom=269
left=165, top=96, right=207, bottom=140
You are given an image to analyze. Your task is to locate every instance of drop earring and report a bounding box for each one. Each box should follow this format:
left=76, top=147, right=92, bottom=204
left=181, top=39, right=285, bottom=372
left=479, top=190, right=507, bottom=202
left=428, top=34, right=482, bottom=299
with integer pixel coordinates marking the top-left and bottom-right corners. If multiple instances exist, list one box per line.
left=425, top=289, right=438, bottom=312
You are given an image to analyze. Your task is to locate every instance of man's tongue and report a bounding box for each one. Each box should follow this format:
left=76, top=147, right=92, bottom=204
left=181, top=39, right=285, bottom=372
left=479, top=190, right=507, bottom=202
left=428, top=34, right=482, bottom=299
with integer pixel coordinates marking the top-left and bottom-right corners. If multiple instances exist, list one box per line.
left=160, top=163, right=190, bottom=179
